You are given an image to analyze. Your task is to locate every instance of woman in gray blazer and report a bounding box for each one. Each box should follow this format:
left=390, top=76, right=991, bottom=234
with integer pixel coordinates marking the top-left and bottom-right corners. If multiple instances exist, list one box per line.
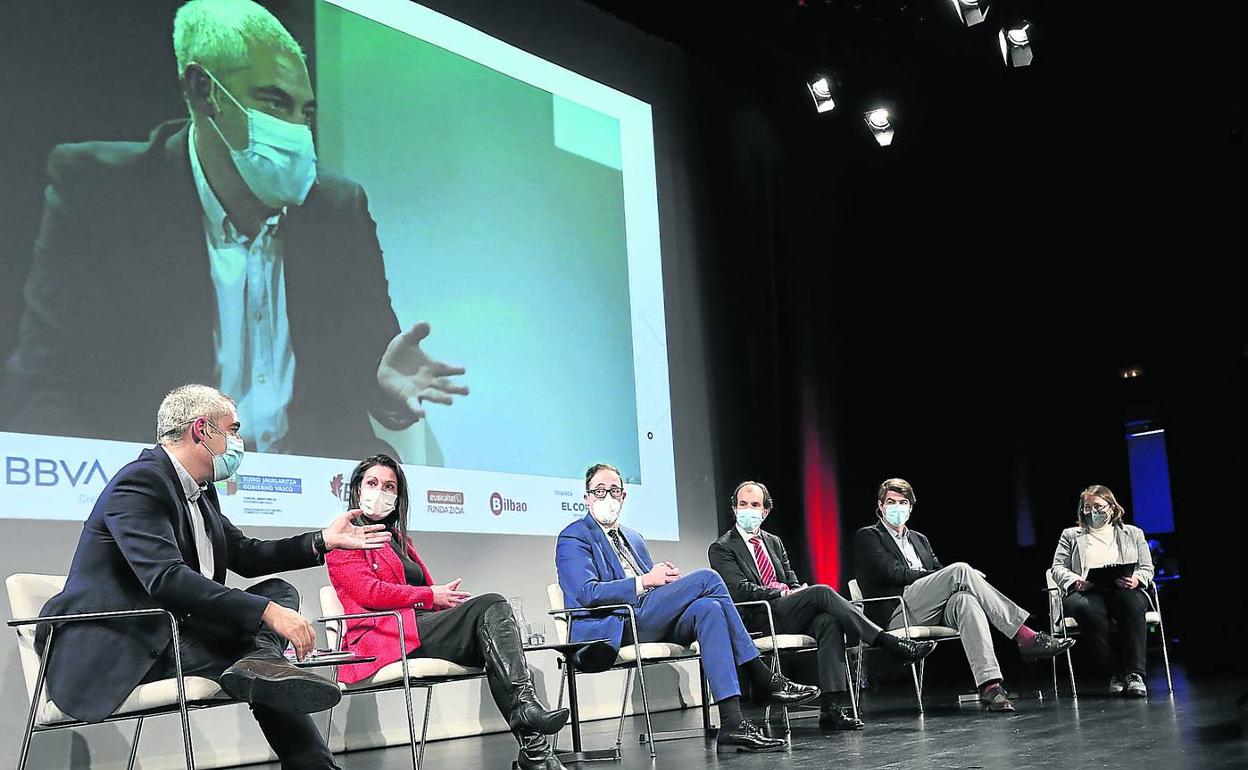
left=1050, top=485, right=1155, bottom=697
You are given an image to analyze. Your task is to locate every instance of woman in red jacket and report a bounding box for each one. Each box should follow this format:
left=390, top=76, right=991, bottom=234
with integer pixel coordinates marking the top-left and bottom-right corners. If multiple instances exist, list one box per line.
left=327, top=455, right=568, bottom=770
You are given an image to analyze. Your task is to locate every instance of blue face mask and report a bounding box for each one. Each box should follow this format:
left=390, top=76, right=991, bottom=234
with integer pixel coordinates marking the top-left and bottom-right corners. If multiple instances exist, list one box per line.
left=882, top=503, right=910, bottom=528
left=203, top=420, right=245, bottom=482
left=204, top=69, right=317, bottom=209
left=735, top=508, right=764, bottom=534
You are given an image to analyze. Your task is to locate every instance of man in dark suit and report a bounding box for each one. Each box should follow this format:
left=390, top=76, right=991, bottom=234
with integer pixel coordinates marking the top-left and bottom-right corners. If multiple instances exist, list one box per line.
left=2, top=0, right=466, bottom=460
left=853, top=478, right=1075, bottom=711
left=709, top=480, right=935, bottom=729
left=38, top=384, right=390, bottom=768
left=556, top=463, right=819, bottom=753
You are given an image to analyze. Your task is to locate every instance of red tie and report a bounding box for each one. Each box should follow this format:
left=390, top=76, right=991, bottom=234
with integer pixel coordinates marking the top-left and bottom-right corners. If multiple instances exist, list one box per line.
left=750, top=536, right=777, bottom=587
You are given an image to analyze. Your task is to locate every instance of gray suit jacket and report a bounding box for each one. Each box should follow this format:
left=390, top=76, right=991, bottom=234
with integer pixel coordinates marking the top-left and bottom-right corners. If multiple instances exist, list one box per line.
left=1048, top=523, right=1154, bottom=626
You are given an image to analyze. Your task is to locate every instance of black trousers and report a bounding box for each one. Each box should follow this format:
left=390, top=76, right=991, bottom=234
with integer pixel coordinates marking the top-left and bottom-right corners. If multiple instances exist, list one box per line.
left=406, top=593, right=508, bottom=666
left=140, top=578, right=340, bottom=770
left=1062, top=587, right=1151, bottom=676
left=748, top=585, right=881, bottom=693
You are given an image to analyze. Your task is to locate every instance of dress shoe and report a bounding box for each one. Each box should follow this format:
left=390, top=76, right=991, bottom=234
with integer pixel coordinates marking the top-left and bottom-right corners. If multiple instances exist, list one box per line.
left=716, top=718, right=786, bottom=753
left=1019, top=632, right=1076, bottom=662
left=220, top=653, right=341, bottom=714
left=819, top=706, right=865, bottom=730
left=979, top=683, right=1015, bottom=712
left=877, top=633, right=937, bottom=663
left=760, top=672, right=820, bottom=706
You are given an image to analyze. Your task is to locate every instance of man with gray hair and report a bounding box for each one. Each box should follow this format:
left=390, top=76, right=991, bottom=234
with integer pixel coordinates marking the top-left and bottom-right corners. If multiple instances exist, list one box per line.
left=3, top=0, right=467, bottom=460
left=38, top=384, right=390, bottom=768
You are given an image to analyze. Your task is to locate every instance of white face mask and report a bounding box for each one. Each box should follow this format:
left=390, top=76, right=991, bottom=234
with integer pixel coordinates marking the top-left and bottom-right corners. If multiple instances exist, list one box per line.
left=882, top=503, right=911, bottom=528
left=204, top=69, right=317, bottom=209
left=735, top=508, right=764, bottom=534
left=590, top=497, right=622, bottom=527
left=360, top=488, right=398, bottom=521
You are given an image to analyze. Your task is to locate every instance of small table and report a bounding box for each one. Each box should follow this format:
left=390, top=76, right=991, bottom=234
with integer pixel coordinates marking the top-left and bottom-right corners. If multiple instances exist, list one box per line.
left=522, top=639, right=619, bottom=764
left=289, top=653, right=376, bottom=668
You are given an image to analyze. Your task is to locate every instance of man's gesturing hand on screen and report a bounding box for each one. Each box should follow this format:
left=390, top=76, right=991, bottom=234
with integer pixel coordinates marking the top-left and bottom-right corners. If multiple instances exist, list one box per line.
left=375, top=321, right=469, bottom=429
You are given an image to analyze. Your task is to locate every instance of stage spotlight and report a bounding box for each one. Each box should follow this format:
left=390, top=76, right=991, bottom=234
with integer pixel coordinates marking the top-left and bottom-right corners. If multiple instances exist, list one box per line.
left=999, top=23, right=1033, bottom=67
left=864, top=108, right=894, bottom=147
left=951, top=0, right=989, bottom=26
left=807, top=75, right=836, bottom=113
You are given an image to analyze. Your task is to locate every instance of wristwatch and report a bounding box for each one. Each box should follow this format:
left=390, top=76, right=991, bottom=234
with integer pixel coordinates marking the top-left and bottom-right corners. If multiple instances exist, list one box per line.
left=313, top=530, right=329, bottom=556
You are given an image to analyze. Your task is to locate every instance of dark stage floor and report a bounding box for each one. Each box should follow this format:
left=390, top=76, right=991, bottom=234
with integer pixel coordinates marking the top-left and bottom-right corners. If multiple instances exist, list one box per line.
left=258, top=665, right=1248, bottom=770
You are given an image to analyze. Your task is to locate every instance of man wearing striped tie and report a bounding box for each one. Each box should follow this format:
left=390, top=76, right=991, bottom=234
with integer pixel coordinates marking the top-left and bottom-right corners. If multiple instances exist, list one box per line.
left=556, top=463, right=820, bottom=753
left=708, top=480, right=937, bottom=729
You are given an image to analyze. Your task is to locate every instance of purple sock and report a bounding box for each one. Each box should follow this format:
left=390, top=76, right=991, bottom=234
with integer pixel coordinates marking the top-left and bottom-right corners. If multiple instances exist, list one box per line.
left=1014, top=625, right=1037, bottom=646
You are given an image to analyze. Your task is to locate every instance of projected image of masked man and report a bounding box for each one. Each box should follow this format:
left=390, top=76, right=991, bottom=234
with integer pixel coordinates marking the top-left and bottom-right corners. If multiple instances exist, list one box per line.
left=2, top=0, right=467, bottom=460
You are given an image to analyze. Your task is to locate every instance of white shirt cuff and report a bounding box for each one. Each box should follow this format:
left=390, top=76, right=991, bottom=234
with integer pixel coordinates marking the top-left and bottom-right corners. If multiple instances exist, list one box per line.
left=635, top=577, right=645, bottom=596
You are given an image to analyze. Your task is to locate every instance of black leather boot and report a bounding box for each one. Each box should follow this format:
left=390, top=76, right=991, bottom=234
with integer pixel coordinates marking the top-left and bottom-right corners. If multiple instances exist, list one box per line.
left=477, top=601, right=570, bottom=735
left=516, top=731, right=568, bottom=770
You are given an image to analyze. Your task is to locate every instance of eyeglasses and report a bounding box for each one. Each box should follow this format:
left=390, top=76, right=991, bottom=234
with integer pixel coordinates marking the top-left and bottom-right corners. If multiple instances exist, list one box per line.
left=1079, top=504, right=1109, bottom=516
left=586, top=486, right=626, bottom=500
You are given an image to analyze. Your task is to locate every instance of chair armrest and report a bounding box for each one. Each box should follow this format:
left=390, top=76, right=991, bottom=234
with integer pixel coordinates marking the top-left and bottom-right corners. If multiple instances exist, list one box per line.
left=848, top=594, right=916, bottom=637
left=316, top=610, right=406, bottom=623
left=549, top=604, right=639, bottom=652
left=548, top=603, right=636, bottom=616
left=8, top=608, right=175, bottom=627
left=733, top=600, right=782, bottom=662
left=852, top=595, right=903, bottom=604
left=12, top=608, right=195, bottom=709
left=317, top=610, right=406, bottom=672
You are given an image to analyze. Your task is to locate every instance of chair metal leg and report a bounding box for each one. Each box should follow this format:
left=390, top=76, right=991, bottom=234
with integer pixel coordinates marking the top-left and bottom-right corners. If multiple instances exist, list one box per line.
left=17, top=629, right=51, bottom=770
left=1052, top=656, right=1060, bottom=699
left=321, top=705, right=335, bottom=753
left=399, top=673, right=419, bottom=770
left=844, top=649, right=860, bottom=721
left=854, top=644, right=866, bottom=711
left=169, top=621, right=195, bottom=770
left=699, top=659, right=714, bottom=734
left=1065, top=648, right=1078, bottom=699
left=616, top=667, right=633, bottom=748
left=1155, top=614, right=1174, bottom=694
left=774, top=651, right=791, bottom=736
left=1159, top=633, right=1174, bottom=694
left=126, top=716, right=145, bottom=770
left=910, top=658, right=925, bottom=714
left=551, top=662, right=568, bottom=751
left=416, top=687, right=433, bottom=770
left=635, top=661, right=656, bottom=759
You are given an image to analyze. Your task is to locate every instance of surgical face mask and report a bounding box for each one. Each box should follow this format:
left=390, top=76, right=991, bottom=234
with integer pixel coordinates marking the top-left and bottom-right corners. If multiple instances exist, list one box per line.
left=360, top=488, right=398, bottom=521
left=202, top=421, right=244, bottom=482
left=1083, top=511, right=1109, bottom=529
left=735, top=508, right=764, bottom=534
left=590, top=497, right=621, bottom=527
left=882, top=502, right=910, bottom=528
left=204, top=69, right=317, bottom=209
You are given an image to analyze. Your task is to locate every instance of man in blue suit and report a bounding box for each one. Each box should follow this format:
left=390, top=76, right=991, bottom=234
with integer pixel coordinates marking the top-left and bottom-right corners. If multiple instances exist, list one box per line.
left=556, top=463, right=819, bottom=753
